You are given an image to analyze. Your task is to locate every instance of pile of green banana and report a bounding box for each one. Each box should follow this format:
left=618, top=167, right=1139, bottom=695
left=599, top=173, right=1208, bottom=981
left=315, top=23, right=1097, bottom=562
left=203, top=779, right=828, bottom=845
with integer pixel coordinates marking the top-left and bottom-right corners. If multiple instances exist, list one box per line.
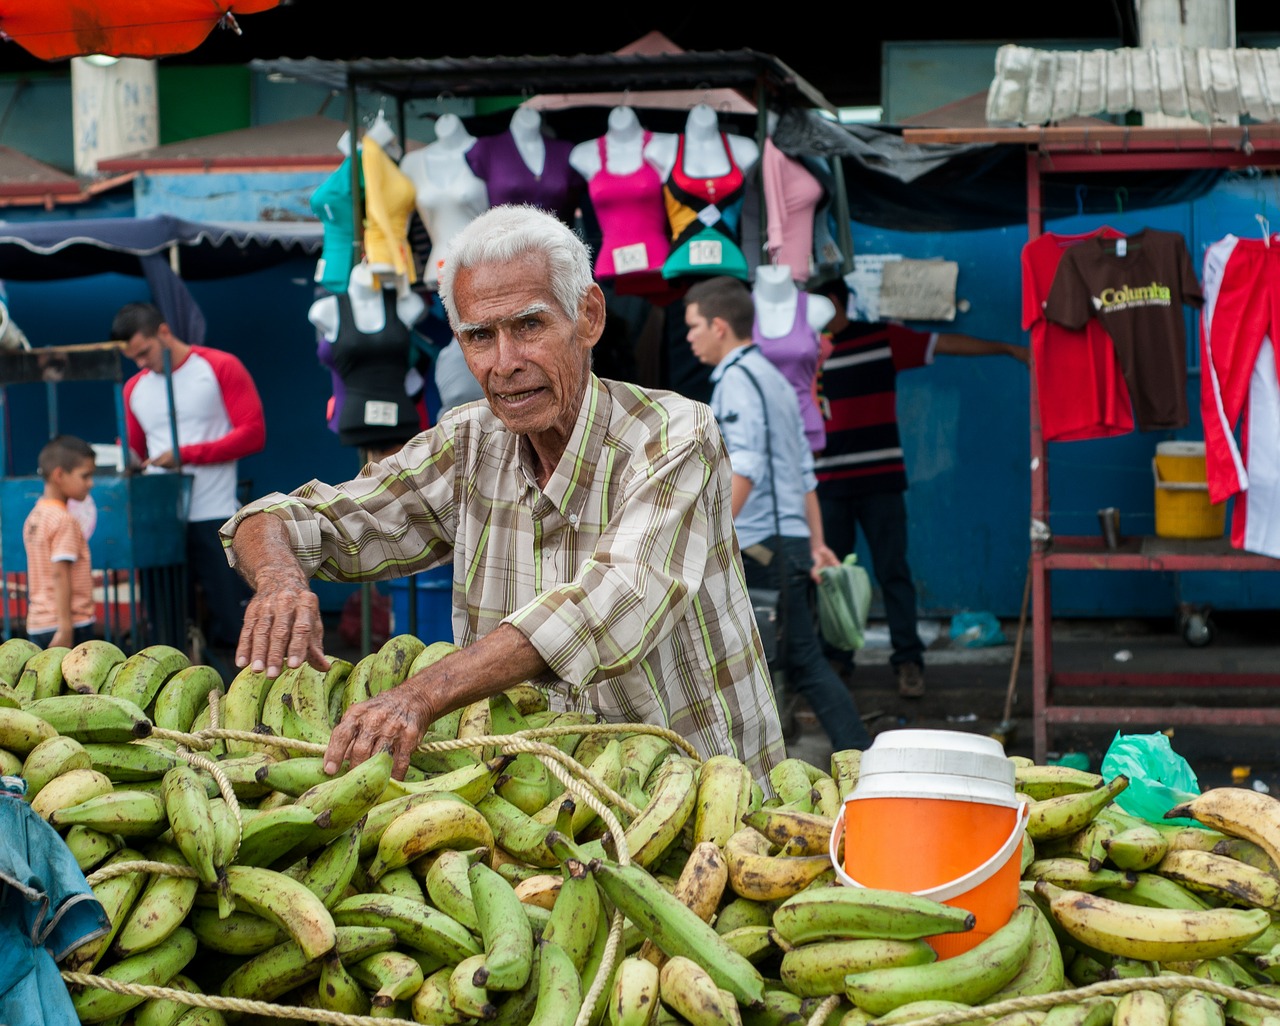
left=7, top=634, right=1280, bottom=1026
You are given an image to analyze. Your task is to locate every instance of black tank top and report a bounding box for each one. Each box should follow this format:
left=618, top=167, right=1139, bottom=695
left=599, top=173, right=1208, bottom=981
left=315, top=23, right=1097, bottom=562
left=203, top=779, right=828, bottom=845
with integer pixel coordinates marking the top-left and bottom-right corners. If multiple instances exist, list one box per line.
left=331, top=289, right=421, bottom=448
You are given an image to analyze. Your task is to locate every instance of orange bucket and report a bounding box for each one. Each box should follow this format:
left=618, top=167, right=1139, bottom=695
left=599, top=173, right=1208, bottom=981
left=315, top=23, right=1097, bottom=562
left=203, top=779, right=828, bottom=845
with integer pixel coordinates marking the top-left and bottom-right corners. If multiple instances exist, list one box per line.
left=829, top=729, right=1027, bottom=959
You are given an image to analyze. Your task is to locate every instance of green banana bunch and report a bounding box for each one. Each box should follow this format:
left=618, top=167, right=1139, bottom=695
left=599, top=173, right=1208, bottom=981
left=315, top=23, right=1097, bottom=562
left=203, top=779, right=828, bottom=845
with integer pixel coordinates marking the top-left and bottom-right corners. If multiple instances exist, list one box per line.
left=1042, top=1000, right=1118, bottom=1026
left=842, top=902, right=1037, bottom=1016
left=187, top=906, right=285, bottom=955
left=489, top=691, right=554, bottom=814
left=1104, top=825, right=1170, bottom=872
left=742, top=807, right=836, bottom=857
left=71, top=925, right=198, bottom=1024
left=161, top=763, right=220, bottom=895
left=375, top=865, right=426, bottom=903
left=424, top=846, right=484, bottom=931
left=477, top=791, right=561, bottom=867
left=210, top=752, right=277, bottom=802
left=281, top=660, right=349, bottom=744
left=152, top=665, right=222, bottom=733
left=381, top=753, right=513, bottom=806
left=1025, top=775, right=1130, bottom=842
left=299, top=821, right=363, bottom=908
left=659, top=954, right=740, bottom=1026
left=1015, top=763, right=1105, bottom=801
left=64, top=823, right=124, bottom=872
left=720, top=924, right=777, bottom=963
left=16, top=644, right=69, bottom=701
left=64, top=847, right=149, bottom=972
left=219, top=924, right=396, bottom=1002
left=1171, top=991, right=1227, bottom=1026
left=623, top=755, right=698, bottom=869
left=132, top=972, right=202, bottom=1026
left=339, top=652, right=377, bottom=712
left=984, top=897, right=1067, bottom=1001
left=234, top=802, right=331, bottom=867
left=1115, top=990, right=1171, bottom=1026
left=412, top=965, right=469, bottom=1026
left=223, top=864, right=337, bottom=960
left=293, top=748, right=393, bottom=831
left=1036, top=879, right=1271, bottom=960
left=331, top=891, right=482, bottom=963
left=60, top=639, right=126, bottom=694
left=1025, top=858, right=1137, bottom=892
left=779, top=938, right=936, bottom=997
left=470, top=858, right=536, bottom=991
left=253, top=756, right=331, bottom=796
left=112, top=841, right=199, bottom=958
left=24, top=692, right=152, bottom=742
left=1068, top=816, right=1120, bottom=871
left=617, top=732, right=678, bottom=790
left=105, top=644, right=190, bottom=710
left=1099, top=871, right=1211, bottom=911
left=527, top=938, right=582, bottom=1026
left=0, top=636, right=40, bottom=687
left=548, top=832, right=765, bottom=1007
left=449, top=952, right=497, bottom=1020
left=82, top=740, right=182, bottom=782
left=20, top=733, right=92, bottom=797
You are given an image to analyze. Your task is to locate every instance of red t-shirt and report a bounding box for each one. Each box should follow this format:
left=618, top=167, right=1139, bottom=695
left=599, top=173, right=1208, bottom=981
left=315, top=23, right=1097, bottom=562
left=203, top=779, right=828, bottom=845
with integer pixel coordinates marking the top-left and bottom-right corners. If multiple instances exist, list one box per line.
left=1021, top=228, right=1134, bottom=441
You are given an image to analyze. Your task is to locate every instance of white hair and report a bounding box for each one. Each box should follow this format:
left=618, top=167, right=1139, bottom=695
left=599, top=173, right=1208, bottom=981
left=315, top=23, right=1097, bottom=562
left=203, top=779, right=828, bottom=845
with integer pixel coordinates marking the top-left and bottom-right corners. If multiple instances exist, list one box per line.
left=439, top=205, right=594, bottom=329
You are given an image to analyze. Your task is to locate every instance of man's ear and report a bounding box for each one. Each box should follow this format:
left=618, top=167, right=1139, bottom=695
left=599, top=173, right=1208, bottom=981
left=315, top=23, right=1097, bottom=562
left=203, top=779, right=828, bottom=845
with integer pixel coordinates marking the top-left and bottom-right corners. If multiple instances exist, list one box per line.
left=577, top=283, right=607, bottom=350
left=156, top=323, right=175, bottom=345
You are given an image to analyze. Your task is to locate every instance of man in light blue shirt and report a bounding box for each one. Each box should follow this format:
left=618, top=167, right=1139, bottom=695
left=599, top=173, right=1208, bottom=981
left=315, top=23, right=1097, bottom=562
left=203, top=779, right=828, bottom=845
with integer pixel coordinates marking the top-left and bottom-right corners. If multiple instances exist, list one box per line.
left=685, top=276, right=872, bottom=753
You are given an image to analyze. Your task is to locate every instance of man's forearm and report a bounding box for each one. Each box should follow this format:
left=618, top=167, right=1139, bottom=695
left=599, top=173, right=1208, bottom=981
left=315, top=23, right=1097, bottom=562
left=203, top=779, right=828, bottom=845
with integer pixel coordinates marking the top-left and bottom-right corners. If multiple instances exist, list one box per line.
left=404, top=624, right=549, bottom=720
left=230, top=512, right=308, bottom=590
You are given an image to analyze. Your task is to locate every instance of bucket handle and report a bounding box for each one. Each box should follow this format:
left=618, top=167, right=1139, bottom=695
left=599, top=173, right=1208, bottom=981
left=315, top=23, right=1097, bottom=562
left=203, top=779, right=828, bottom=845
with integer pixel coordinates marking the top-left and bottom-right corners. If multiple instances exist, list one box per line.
left=828, top=801, right=1030, bottom=903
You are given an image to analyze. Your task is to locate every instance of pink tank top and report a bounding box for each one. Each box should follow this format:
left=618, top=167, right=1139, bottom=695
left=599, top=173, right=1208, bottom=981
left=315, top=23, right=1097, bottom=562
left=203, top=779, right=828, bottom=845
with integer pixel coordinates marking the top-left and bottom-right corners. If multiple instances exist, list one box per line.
left=587, top=133, right=671, bottom=279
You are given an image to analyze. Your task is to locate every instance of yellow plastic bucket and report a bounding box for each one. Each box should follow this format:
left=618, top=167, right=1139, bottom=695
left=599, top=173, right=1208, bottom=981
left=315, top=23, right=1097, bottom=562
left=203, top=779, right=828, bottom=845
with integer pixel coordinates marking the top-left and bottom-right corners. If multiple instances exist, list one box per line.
left=1153, top=441, right=1226, bottom=539
left=829, top=729, right=1027, bottom=959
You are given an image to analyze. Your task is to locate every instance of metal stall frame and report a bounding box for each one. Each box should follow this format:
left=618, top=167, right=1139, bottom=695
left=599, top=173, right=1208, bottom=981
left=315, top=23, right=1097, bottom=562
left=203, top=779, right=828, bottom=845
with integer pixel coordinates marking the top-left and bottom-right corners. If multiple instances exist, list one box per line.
left=905, top=122, right=1280, bottom=760
left=252, top=50, right=847, bottom=656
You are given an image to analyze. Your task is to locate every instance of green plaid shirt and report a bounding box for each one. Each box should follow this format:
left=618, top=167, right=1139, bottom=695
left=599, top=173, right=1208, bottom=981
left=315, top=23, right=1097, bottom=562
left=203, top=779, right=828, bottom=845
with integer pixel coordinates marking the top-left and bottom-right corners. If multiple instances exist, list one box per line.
left=222, top=375, right=785, bottom=784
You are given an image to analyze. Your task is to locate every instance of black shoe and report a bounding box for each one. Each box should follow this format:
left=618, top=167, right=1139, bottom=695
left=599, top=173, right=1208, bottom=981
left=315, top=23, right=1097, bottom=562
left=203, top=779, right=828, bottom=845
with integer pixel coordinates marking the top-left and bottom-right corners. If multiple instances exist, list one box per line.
left=896, top=662, right=925, bottom=698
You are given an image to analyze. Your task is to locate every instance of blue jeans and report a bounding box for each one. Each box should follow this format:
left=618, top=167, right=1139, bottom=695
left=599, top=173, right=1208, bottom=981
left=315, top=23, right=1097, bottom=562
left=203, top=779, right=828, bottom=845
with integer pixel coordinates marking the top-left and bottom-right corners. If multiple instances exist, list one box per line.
left=819, top=490, right=925, bottom=670
left=742, top=536, right=872, bottom=752
left=27, top=623, right=95, bottom=649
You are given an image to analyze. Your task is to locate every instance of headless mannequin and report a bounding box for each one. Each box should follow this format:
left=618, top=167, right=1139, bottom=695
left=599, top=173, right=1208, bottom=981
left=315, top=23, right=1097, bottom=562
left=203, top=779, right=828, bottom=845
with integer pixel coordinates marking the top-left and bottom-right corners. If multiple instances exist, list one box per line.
left=646, top=103, right=760, bottom=181
left=309, top=263, right=424, bottom=340
left=399, top=113, right=488, bottom=289
left=753, top=265, right=835, bottom=337
left=365, top=111, right=402, bottom=162
left=569, top=106, right=674, bottom=179
left=509, top=107, right=547, bottom=177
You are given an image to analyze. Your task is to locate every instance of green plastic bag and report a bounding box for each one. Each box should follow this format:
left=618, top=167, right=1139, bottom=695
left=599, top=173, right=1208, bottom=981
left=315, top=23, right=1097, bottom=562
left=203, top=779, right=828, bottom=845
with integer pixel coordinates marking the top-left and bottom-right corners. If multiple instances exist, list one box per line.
left=817, top=554, right=872, bottom=652
left=1100, top=731, right=1205, bottom=828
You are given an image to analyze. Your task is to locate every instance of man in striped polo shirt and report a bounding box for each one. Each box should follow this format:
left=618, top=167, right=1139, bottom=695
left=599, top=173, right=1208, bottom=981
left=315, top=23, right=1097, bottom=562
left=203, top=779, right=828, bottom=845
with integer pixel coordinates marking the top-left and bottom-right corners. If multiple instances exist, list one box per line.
left=814, top=279, right=1026, bottom=699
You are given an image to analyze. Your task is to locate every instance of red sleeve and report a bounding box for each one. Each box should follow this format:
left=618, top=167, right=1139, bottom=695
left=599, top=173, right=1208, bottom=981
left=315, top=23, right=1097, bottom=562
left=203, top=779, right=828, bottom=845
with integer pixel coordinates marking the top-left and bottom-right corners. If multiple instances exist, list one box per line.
left=178, top=348, right=266, bottom=465
left=886, top=323, right=931, bottom=372
left=123, top=372, right=148, bottom=462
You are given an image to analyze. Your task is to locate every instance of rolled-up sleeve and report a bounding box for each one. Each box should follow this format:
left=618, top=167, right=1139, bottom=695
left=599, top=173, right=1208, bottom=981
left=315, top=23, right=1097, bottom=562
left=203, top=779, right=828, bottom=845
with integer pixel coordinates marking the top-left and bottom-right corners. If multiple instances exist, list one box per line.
left=219, top=426, right=458, bottom=581
left=506, top=435, right=722, bottom=690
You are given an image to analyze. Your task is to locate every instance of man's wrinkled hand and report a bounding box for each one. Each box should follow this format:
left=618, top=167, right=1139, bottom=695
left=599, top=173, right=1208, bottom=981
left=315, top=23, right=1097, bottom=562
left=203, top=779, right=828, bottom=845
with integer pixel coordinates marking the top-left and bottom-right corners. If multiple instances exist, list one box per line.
left=236, top=579, right=328, bottom=678
left=324, top=682, right=433, bottom=781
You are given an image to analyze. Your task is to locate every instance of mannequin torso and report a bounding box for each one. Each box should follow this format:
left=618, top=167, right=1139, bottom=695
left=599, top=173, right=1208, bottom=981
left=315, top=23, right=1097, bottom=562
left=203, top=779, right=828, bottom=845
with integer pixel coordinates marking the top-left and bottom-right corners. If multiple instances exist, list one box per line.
left=509, top=107, right=546, bottom=177
left=646, top=104, right=760, bottom=182
left=309, top=264, right=425, bottom=341
left=465, top=108, right=581, bottom=224
left=399, top=114, right=489, bottom=288
left=569, top=106, right=673, bottom=179
left=753, top=265, right=835, bottom=337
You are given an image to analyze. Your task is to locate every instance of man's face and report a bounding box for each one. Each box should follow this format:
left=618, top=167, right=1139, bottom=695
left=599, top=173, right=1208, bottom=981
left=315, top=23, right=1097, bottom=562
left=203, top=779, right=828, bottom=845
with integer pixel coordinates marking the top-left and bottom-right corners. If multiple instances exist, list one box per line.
left=55, top=459, right=95, bottom=502
left=452, top=255, right=604, bottom=445
left=685, top=304, right=725, bottom=366
left=123, top=329, right=166, bottom=373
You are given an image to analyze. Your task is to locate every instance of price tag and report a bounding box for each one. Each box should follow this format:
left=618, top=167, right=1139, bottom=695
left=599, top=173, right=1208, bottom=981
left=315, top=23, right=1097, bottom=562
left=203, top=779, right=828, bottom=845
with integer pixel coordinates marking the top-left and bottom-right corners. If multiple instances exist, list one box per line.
left=1116, top=238, right=1127, bottom=258
left=313, top=258, right=326, bottom=283
left=364, top=400, right=399, bottom=427
left=612, top=243, right=649, bottom=274
left=688, top=239, right=723, bottom=267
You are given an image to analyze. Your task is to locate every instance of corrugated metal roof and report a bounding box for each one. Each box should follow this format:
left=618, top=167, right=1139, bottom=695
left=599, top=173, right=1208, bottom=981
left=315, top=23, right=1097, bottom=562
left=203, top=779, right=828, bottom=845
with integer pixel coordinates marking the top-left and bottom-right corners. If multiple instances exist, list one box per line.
left=95, top=116, right=355, bottom=173
left=0, top=146, right=133, bottom=207
left=986, top=45, right=1280, bottom=126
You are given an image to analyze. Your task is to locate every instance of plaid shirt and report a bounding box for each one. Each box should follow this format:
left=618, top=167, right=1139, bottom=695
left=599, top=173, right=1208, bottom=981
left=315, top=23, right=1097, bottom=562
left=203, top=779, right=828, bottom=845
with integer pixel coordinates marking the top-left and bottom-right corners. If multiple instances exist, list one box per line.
left=222, top=375, right=785, bottom=784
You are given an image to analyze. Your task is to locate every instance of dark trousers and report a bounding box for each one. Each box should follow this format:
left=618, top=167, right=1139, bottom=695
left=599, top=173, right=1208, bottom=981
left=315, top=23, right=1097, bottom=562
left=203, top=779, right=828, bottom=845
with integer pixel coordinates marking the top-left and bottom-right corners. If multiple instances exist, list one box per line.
left=742, top=535, right=872, bottom=752
left=819, top=490, right=925, bottom=670
left=28, top=623, right=95, bottom=649
left=187, top=519, right=252, bottom=649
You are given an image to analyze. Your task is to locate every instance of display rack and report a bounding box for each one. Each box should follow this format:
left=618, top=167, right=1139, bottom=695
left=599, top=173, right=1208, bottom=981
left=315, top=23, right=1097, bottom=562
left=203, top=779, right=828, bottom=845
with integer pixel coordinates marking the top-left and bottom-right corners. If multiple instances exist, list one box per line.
left=0, top=342, right=192, bottom=650
left=904, top=122, right=1280, bottom=760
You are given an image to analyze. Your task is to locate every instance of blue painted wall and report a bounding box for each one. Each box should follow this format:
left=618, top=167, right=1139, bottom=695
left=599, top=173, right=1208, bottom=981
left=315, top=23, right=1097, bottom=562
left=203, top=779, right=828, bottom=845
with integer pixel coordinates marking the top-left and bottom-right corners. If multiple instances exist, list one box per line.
left=134, top=170, right=330, bottom=222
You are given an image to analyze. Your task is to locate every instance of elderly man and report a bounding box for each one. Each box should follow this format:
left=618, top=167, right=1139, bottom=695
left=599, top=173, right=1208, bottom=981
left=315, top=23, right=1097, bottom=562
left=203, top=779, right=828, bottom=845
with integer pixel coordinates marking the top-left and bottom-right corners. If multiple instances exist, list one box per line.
left=222, top=204, right=786, bottom=784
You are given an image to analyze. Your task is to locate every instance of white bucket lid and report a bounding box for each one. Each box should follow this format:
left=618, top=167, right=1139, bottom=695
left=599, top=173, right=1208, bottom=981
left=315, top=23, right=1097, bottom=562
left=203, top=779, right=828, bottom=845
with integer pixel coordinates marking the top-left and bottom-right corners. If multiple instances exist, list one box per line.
left=850, top=728, right=1016, bottom=807
left=1156, top=441, right=1205, bottom=458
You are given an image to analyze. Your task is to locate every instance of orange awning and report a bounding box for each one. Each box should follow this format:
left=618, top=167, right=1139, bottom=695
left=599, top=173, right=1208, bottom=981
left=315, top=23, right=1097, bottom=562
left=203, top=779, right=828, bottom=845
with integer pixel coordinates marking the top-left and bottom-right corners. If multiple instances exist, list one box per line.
left=0, top=0, right=281, bottom=61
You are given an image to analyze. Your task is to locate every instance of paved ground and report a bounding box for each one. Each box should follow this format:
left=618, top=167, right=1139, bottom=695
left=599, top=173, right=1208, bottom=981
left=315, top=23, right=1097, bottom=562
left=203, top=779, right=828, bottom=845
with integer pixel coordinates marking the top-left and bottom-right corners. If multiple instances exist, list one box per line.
left=785, top=609, right=1280, bottom=794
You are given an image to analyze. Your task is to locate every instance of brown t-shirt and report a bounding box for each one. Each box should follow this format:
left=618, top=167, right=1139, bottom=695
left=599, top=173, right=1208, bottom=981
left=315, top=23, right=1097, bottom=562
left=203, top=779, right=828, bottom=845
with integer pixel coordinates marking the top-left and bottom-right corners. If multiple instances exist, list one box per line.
left=1044, top=228, right=1203, bottom=430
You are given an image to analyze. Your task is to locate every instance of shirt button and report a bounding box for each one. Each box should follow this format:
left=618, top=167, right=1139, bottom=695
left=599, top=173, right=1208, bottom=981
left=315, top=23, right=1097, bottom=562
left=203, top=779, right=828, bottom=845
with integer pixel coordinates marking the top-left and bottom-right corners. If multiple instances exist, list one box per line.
left=568, top=513, right=579, bottom=526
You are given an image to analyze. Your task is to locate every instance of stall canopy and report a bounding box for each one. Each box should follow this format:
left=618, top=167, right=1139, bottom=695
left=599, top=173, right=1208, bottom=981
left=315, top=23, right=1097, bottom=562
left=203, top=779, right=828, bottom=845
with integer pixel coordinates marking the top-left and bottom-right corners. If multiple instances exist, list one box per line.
left=0, top=213, right=321, bottom=281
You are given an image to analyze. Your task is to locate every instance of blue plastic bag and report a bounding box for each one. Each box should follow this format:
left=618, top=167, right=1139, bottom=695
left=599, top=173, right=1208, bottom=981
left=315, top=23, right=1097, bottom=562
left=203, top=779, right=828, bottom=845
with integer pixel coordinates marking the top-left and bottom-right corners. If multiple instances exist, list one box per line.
left=948, top=611, right=1006, bottom=648
left=1100, top=731, right=1204, bottom=827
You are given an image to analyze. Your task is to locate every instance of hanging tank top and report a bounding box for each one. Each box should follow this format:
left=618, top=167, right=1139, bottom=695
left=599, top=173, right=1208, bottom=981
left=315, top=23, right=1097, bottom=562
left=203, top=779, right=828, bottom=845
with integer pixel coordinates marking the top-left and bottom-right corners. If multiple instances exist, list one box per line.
left=753, top=292, right=825, bottom=452
left=329, top=290, right=421, bottom=449
left=661, top=132, right=748, bottom=281
left=361, top=136, right=419, bottom=284
left=587, top=133, right=670, bottom=279
left=310, top=156, right=359, bottom=295
left=465, top=131, right=583, bottom=225
left=402, top=144, right=490, bottom=287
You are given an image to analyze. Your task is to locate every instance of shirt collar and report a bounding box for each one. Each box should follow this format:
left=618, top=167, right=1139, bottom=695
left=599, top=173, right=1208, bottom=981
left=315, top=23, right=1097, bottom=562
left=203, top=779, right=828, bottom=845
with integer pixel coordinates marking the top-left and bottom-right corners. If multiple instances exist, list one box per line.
left=523, top=373, right=610, bottom=524
left=709, top=343, right=757, bottom=383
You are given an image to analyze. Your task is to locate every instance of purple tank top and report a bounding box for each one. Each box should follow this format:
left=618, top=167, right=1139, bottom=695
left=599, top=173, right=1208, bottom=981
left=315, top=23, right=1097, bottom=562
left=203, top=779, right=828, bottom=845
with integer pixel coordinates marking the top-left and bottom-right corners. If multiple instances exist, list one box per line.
left=465, top=130, right=582, bottom=225
left=587, top=133, right=670, bottom=279
left=753, top=292, right=825, bottom=452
